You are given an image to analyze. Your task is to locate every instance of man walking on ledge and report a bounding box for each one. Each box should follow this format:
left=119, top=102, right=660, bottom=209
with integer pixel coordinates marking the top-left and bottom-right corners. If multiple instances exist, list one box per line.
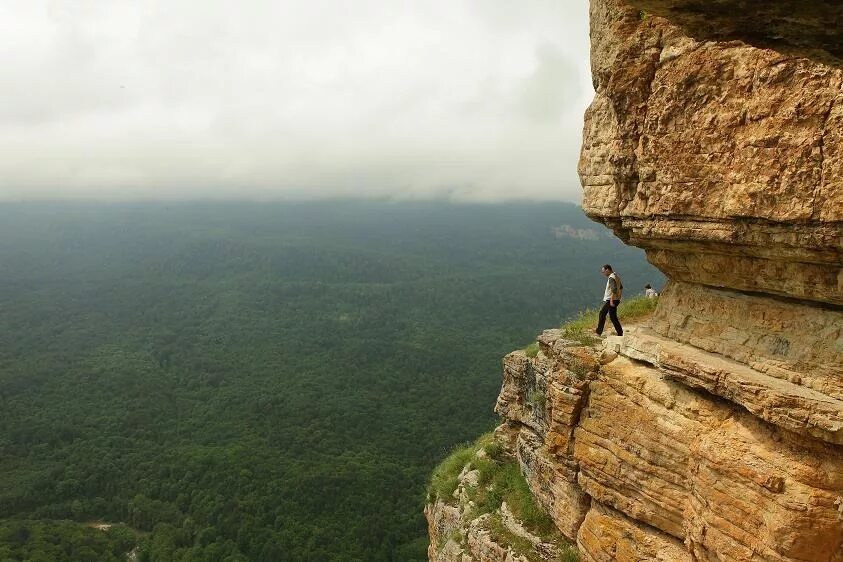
left=596, top=264, right=623, bottom=336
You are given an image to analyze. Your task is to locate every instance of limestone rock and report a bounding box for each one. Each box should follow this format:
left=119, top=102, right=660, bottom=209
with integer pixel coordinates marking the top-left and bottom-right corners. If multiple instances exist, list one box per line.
left=495, top=351, right=550, bottom=437
left=581, top=357, right=843, bottom=554
left=426, top=500, right=464, bottom=561
left=574, top=357, right=728, bottom=538
left=495, top=340, right=598, bottom=459
left=687, top=416, right=843, bottom=560
left=515, top=427, right=590, bottom=540
left=492, top=337, right=597, bottom=540
left=573, top=3, right=843, bottom=557
left=577, top=502, right=692, bottom=562
left=649, top=282, right=843, bottom=399
left=425, top=493, right=539, bottom=562
left=622, top=326, right=843, bottom=444
left=579, top=0, right=843, bottom=304
left=463, top=516, right=529, bottom=562
left=441, top=327, right=843, bottom=560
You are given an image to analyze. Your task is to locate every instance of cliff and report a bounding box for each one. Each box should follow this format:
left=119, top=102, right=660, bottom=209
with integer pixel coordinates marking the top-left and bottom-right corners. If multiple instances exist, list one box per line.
left=427, top=0, right=843, bottom=560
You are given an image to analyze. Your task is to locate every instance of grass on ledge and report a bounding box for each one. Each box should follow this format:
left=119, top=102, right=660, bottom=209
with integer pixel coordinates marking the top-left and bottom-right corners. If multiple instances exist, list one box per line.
left=560, top=295, right=659, bottom=344
left=470, top=460, right=558, bottom=538
left=428, top=433, right=579, bottom=560
left=428, top=433, right=497, bottom=504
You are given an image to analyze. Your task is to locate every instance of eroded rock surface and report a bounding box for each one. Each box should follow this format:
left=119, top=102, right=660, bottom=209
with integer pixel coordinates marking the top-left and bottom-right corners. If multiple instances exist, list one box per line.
left=488, top=330, right=843, bottom=561
left=429, top=0, right=842, bottom=559
left=580, top=0, right=843, bottom=304
left=577, top=502, right=691, bottom=562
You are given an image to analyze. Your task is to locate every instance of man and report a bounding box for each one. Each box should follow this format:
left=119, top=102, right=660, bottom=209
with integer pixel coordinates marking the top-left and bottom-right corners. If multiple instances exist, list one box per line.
left=644, top=283, right=659, bottom=298
left=596, top=264, right=623, bottom=336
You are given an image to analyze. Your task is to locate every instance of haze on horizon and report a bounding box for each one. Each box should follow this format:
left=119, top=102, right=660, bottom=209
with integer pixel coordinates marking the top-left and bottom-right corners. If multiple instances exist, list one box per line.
left=1, top=1, right=592, bottom=203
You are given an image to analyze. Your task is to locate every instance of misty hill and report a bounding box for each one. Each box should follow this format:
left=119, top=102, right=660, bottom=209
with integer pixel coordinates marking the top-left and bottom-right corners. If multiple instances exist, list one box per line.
left=0, top=200, right=663, bottom=561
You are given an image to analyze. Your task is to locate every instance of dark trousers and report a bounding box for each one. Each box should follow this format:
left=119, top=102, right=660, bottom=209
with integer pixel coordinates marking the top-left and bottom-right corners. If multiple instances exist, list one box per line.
left=596, top=300, right=623, bottom=336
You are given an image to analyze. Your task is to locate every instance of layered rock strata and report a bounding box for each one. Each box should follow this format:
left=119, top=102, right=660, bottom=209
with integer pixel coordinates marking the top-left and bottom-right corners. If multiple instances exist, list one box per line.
left=429, top=0, right=841, bottom=559
left=492, top=330, right=843, bottom=561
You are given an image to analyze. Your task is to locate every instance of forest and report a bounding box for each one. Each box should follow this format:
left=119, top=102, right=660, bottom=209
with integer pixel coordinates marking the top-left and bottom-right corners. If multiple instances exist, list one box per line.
left=0, top=201, right=663, bottom=561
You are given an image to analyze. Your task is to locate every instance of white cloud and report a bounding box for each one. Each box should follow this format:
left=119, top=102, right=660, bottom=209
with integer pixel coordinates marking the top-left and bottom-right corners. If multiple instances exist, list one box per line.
left=0, top=0, right=592, bottom=202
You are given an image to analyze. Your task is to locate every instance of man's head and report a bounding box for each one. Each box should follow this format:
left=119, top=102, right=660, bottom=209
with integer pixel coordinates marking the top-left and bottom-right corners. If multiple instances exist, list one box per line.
left=645, top=283, right=652, bottom=289
left=601, top=264, right=613, bottom=277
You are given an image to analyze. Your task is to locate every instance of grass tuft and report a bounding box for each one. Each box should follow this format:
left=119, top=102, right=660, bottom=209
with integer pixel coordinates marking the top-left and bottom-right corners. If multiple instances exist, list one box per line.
left=524, top=342, right=539, bottom=358
left=566, top=358, right=591, bottom=380
left=558, top=542, right=580, bottom=562
left=487, top=515, right=542, bottom=562
left=616, top=295, right=659, bottom=320
left=427, top=441, right=478, bottom=503
left=526, top=389, right=546, bottom=410
left=482, top=439, right=505, bottom=462
left=467, top=452, right=558, bottom=538
left=560, top=295, right=659, bottom=344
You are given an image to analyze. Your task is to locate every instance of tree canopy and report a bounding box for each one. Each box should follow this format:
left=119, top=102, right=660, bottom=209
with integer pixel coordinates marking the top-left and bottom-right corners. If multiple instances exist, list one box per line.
left=0, top=201, right=663, bottom=560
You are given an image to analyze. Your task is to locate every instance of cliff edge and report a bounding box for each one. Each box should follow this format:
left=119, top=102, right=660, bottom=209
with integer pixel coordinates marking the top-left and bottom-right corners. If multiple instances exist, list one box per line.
left=428, top=0, right=842, bottom=560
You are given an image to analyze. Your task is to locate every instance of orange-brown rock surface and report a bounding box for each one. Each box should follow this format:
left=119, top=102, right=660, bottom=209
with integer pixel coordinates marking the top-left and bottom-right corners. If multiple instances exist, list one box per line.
left=577, top=503, right=691, bottom=562
left=488, top=334, right=843, bottom=561
left=429, top=0, right=842, bottom=560
left=581, top=0, right=843, bottom=305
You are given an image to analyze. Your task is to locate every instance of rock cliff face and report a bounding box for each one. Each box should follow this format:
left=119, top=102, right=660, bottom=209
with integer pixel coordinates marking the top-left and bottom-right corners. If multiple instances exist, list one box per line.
left=428, top=0, right=842, bottom=560
left=582, top=0, right=842, bottom=305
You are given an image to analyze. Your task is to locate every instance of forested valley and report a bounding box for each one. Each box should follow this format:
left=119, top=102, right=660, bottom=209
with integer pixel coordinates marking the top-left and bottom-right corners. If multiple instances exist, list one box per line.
left=0, top=201, right=663, bottom=561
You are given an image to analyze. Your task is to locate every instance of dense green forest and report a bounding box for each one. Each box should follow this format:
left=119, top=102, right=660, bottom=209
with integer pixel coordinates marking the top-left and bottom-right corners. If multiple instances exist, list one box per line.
left=0, top=201, right=663, bottom=561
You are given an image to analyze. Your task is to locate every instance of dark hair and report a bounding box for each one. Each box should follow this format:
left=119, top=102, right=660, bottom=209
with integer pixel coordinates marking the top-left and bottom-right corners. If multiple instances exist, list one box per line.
left=645, top=283, right=652, bottom=289
left=602, top=264, right=613, bottom=272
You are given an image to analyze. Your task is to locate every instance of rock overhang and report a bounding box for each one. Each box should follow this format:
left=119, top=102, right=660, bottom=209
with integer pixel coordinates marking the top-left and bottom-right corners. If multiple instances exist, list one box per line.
left=579, top=0, right=843, bottom=304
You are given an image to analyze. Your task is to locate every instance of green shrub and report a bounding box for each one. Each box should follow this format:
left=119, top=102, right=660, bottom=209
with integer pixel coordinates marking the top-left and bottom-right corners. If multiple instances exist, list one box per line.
left=482, top=439, right=505, bottom=462
left=428, top=432, right=501, bottom=503
left=468, top=459, right=556, bottom=537
left=524, top=342, right=539, bottom=358
left=484, top=473, right=580, bottom=561
left=499, top=464, right=556, bottom=537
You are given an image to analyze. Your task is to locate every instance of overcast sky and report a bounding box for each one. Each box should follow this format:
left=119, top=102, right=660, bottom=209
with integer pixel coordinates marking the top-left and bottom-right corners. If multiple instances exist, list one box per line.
left=1, top=1, right=593, bottom=203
